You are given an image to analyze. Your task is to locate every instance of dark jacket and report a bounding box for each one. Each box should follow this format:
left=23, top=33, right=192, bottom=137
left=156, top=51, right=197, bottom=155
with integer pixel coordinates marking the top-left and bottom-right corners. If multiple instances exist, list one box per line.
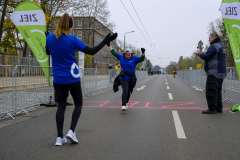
left=113, top=70, right=137, bottom=93
left=199, top=38, right=226, bottom=79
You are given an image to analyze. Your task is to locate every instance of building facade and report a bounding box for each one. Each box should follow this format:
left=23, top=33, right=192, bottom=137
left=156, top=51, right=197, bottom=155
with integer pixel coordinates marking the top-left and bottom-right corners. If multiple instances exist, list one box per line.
left=48, top=16, right=120, bottom=69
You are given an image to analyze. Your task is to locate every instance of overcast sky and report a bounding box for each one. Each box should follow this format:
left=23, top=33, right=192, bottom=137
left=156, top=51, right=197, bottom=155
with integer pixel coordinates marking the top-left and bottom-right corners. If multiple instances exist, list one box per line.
left=108, top=0, right=223, bottom=68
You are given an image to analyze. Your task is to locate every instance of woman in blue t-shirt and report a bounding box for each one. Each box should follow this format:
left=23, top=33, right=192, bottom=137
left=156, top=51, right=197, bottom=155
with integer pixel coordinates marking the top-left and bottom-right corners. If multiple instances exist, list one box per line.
left=46, top=13, right=117, bottom=146
left=107, top=43, right=145, bottom=111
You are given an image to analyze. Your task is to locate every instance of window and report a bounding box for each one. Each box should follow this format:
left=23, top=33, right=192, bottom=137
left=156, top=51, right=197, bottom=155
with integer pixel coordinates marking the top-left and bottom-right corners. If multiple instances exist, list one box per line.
left=77, top=31, right=82, bottom=39
left=78, top=20, right=82, bottom=26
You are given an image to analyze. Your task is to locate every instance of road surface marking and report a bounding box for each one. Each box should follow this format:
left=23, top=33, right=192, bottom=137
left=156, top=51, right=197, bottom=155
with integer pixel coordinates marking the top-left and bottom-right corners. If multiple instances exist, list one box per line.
left=172, top=111, right=187, bottom=139
left=168, top=93, right=173, bottom=100
left=167, top=86, right=170, bottom=89
left=137, top=85, right=146, bottom=91
left=191, top=86, right=203, bottom=92
left=145, top=102, right=150, bottom=108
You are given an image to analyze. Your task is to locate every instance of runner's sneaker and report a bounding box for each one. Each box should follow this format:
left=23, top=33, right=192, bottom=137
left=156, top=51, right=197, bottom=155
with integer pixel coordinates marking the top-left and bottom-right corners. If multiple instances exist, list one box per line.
left=126, top=103, right=128, bottom=109
left=66, top=130, right=78, bottom=144
left=55, top=137, right=67, bottom=146
left=121, top=106, right=127, bottom=111
left=66, top=101, right=73, bottom=106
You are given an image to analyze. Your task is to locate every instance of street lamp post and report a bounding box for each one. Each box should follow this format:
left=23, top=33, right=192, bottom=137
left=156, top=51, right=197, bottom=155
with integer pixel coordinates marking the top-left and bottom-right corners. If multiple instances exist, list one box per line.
left=124, top=31, right=135, bottom=51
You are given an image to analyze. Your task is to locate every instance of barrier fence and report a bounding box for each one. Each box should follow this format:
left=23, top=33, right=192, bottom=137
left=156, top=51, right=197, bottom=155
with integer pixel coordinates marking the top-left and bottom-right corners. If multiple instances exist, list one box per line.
left=177, top=68, right=240, bottom=104
left=8, top=55, right=40, bottom=66
left=0, top=65, right=148, bottom=120
left=0, top=65, right=53, bottom=120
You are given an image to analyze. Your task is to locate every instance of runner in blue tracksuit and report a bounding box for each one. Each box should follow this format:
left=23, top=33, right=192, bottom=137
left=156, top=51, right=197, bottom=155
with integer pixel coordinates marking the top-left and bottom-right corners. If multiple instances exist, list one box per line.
left=107, top=43, right=145, bottom=111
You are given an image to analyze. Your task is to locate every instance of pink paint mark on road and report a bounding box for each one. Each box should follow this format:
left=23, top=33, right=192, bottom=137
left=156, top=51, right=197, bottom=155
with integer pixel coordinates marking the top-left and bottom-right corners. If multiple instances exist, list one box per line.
left=67, top=105, right=230, bottom=111
left=118, top=101, right=139, bottom=108
left=158, top=102, right=194, bottom=104
left=83, top=101, right=109, bottom=107
left=145, top=102, right=150, bottom=108
left=99, top=101, right=109, bottom=107
left=129, top=101, right=139, bottom=108
left=66, top=101, right=231, bottom=111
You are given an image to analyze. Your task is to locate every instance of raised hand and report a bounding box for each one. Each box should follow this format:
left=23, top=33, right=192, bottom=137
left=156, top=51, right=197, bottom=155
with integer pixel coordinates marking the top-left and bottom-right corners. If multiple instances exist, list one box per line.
left=104, top=33, right=118, bottom=44
left=141, top=48, right=145, bottom=54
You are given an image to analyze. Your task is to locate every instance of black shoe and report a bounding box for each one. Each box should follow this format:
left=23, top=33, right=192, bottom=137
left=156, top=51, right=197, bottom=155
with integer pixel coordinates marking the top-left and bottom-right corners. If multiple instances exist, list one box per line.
left=202, top=109, right=217, bottom=114
left=216, top=109, right=223, bottom=113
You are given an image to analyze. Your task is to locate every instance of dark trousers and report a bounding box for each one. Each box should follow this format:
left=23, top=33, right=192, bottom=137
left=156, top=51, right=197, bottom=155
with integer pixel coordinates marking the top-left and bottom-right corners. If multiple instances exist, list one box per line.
left=120, top=79, right=131, bottom=106
left=53, top=81, right=83, bottom=138
left=206, top=75, right=223, bottom=110
left=54, top=88, right=69, bottom=102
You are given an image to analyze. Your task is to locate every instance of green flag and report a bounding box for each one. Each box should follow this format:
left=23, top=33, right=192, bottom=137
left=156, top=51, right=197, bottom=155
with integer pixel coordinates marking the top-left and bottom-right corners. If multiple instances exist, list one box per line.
left=10, top=1, right=50, bottom=86
left=220, top=0, right=240, bottom=81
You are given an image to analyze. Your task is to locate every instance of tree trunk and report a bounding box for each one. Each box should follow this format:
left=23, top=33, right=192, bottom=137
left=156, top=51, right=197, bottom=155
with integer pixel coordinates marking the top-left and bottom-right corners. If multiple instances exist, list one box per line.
left=22, top=41, right=27, bottom=57
left=0, top=0, right=8, bottom=47
left=15, top=44, right=17, bottom=56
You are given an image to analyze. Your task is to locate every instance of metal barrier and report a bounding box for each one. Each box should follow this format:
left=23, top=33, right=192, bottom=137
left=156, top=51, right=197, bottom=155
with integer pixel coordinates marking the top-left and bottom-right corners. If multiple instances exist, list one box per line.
left=0, top=66, right=148, bottom=120
left=81, top=69, right=148, bottom=96
left=0, top=65, right=15, bottom=119
left=136, top=70, right=148, bottom=80
left=177, top=68, right=240, bottom=103
left=8, top=55, right=40, bottom=66
left=14, top=65, right=54, bottom=116
left=0, top=65, right=54, bottom=120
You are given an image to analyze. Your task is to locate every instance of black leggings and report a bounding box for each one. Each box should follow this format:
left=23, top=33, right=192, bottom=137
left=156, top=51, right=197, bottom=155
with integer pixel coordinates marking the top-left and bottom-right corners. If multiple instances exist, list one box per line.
left=53, top=81, right=83, bottom=138
left=120, top=79, right=131, bottom=106
left=54, top=88, right=69, bottom=102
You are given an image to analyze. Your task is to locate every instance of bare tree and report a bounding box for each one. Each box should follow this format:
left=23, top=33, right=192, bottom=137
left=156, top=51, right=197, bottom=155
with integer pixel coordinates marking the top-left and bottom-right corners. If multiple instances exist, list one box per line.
left=69, top=0, right=116, bottom=67
left=208, top=18, right=235, bottom=67
left=0, top=0, right=21, bottom=47
left=72, top=0, right=115, bottom=46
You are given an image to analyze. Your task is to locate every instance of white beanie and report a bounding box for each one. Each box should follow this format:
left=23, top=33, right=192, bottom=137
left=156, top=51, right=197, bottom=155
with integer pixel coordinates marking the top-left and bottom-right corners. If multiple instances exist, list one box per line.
left=124, top=48, right=132, bottom=53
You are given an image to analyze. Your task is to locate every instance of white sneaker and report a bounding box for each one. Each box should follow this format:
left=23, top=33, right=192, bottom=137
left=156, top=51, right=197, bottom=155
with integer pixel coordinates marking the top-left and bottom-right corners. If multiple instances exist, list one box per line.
left=55, top=137, right=67, bottom=146
left=121, top=106, right=127, bottom=111
left=66, top=130, right=78, bottom=144
left=126, top=103, right=128, bottom=109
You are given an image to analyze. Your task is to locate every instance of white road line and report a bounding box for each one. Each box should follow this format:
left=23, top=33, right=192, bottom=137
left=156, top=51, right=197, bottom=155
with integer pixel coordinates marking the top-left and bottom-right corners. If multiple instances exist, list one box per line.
left=172, top=111, right=187, bottom=139
left=167, top=86, right=170, bottom=89
left=168, top=93, right=173, bottom=100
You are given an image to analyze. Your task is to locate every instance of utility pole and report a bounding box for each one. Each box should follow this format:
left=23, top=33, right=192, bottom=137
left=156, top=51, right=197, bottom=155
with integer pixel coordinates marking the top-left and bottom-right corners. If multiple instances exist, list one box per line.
left=124, top=31, right=134, bottom=51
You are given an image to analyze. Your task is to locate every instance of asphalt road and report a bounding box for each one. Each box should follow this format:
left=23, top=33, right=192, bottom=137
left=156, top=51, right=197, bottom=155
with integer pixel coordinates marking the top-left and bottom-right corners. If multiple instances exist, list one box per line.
left=0, top=75, right=239, bottom=160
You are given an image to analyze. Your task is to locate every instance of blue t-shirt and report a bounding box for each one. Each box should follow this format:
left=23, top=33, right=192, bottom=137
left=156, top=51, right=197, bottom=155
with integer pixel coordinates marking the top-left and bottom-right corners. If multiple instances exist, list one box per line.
left=117, top=53, right=140, bottom=81
left=46, top=33, right=87, bottom=84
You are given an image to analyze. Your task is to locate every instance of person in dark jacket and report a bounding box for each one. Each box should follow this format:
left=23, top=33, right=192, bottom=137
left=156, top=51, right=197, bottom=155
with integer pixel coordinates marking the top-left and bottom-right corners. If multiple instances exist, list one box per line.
left=196, top=33, right=226, bottom=114
left=107, top=44, right=145, bottom=111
